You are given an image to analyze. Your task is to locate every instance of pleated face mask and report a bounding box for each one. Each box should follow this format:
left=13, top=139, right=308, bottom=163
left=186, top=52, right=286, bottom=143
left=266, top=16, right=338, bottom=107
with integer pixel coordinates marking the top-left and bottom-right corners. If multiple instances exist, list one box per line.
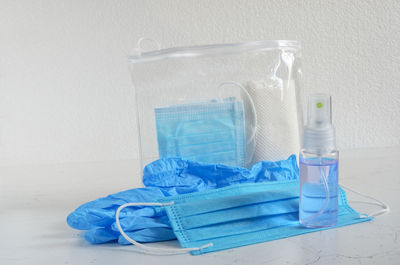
left=154, top=97, right=246, bottom=167
left=116, top=180, right=385, bottom=255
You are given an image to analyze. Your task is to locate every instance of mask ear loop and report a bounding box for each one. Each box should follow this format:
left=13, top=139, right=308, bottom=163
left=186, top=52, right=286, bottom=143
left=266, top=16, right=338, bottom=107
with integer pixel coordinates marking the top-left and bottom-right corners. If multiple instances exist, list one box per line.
left=217, top=81, right=258, bottom=145
left=340, top=184, right=390, bottom=218
left=115, top=202, right=213, bottom=254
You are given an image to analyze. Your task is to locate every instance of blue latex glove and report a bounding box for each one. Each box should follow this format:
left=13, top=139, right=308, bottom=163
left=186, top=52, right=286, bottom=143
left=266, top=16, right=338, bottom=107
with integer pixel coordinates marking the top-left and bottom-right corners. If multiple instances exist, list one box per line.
left=67, top=187, right=169, bottom=230
left=67, top=187, right=176, bottom=244
left=67, top=155, right=298, bottom=244
left=84, top=227, right=176, bottom=245
left=143, top=155, right=298, bottom=189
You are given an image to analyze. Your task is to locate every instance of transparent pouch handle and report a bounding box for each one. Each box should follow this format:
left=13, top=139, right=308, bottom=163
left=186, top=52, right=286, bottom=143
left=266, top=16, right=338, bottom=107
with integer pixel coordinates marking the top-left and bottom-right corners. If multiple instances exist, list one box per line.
left=131, top=38, right=161, bottom=56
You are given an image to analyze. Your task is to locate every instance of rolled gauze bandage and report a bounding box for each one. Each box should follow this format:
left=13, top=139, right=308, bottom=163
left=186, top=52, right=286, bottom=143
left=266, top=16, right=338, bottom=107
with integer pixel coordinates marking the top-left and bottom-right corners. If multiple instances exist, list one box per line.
left=245, top=80, right=300, bottom=163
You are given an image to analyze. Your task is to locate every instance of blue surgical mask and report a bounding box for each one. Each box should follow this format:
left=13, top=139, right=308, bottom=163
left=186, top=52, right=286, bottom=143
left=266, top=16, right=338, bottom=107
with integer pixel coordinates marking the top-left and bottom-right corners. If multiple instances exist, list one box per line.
left=116, top=180, right=379, bottom=255
left=154, top=98, right=246, bottom=167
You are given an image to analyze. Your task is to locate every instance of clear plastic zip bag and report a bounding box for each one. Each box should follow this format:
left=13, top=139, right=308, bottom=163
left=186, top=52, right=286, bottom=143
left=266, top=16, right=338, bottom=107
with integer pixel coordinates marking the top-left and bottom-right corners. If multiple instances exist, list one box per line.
left=129, top=39, right=303, bottom=170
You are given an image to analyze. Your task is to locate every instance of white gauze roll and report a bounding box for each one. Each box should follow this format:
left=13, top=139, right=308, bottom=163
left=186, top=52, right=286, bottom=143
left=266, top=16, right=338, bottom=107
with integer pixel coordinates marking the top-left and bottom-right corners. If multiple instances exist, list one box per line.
left=245, top=80, right=300, bottom=163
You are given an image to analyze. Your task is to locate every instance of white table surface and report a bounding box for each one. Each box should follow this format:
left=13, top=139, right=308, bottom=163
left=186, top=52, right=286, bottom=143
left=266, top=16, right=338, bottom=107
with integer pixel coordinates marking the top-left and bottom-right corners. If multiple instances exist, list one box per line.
left=1, top=147, right=399, bottom=265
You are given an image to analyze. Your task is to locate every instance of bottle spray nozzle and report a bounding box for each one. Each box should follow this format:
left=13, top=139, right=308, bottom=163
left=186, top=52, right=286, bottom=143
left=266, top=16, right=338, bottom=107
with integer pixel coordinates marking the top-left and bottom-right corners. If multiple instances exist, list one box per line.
left=303, top=94, right=336, bottom=150
left=307, top=94, right=332, bottom=129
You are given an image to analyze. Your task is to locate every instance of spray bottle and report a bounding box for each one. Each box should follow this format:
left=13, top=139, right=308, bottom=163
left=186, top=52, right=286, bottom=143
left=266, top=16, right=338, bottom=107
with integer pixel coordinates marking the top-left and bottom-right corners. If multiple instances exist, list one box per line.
left=299, top=94, right=339, bottom=228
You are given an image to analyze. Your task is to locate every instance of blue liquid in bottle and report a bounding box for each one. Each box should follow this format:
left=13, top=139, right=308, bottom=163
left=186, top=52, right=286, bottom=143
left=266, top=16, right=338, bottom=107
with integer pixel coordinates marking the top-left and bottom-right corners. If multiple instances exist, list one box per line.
left=299, top=156, right=339, bottom=227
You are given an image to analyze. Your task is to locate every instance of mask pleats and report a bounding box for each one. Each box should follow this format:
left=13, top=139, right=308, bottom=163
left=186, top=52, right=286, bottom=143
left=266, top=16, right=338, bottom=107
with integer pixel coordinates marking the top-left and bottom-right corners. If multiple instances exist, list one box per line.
left=164, top=181, right=373, bottom=255
left=155, top=98, right=246, bottom=167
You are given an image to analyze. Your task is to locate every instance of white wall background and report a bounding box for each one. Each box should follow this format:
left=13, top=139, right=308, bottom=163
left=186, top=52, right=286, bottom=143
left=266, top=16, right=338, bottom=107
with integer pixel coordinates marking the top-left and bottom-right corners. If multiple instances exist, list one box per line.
left=1, top=0, right=399, bottom=166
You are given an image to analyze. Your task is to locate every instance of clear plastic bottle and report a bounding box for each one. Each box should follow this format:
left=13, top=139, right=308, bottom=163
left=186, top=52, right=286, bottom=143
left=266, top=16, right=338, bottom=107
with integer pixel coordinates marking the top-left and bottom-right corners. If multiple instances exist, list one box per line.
left=299, top=94, right=339, bottom=228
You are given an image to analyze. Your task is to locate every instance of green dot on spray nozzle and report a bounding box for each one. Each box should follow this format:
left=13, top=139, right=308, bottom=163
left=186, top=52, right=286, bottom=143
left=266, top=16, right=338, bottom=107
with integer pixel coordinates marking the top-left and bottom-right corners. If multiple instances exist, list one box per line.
left=316, top=102, right=323, bottom=108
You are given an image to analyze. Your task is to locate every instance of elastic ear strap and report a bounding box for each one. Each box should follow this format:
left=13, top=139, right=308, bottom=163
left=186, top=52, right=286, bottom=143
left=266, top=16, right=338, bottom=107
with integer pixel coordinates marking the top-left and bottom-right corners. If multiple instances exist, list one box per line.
left=340, top=184, right=390, bottom=218
left=115, top=202, right=213, bottom=254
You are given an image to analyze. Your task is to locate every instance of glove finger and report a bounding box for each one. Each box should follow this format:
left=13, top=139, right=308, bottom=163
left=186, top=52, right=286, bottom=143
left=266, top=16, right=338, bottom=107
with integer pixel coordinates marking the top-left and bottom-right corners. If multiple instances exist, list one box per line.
left=85, top=208, right=116, bottom=227
left=118, top=227, right=176, bottom=244
left=108, top=187, right=167, bottom=201
left=83, top=227, right=119, bottom=244
left=67, top=210, right=97, bottom=230
left=143, top=158, right=249, bottom=192
left=71, top=187, right=166, bottom=217
left=250, top=154, right=299, bottom=182
left=111, top=215, right=170, bottom=232
left=86, top=206, right=158, bottom=227
left=66, top=197, right=129, bottom=230
left=68, top=188, right=167, bottom=229
left=143, top=158, right=209, bottom=190
left=90, top=187, right=163, bottom=208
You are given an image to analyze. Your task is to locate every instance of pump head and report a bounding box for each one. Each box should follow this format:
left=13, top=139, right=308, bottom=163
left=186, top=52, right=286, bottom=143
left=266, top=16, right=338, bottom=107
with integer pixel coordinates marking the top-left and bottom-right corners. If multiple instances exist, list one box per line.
left=303, top=94, right=336, bottom=151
